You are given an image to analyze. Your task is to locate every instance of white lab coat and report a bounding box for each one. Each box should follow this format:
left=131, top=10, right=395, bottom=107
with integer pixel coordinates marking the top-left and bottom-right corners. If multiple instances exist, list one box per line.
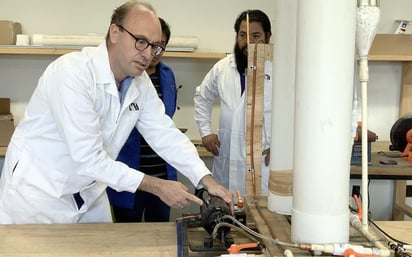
left=0, top=43, right=210, bottom=224
left=194, top=54, right=272, bottom=198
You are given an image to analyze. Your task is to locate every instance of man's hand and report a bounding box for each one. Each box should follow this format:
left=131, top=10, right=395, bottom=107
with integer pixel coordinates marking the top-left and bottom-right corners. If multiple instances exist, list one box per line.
left=139, top=175, right=203, bottom=209
left=200, top=175, right=234, bottom=214
left=201, top=134, right=220, bottom=156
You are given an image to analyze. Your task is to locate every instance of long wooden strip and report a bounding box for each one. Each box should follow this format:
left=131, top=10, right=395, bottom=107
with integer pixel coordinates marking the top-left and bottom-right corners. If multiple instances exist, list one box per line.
left=246, top=44, right=272, bottom=197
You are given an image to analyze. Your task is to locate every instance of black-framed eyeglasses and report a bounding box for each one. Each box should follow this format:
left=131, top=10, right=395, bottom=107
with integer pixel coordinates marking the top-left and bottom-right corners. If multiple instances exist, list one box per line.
left=116, top=24, right=165, bottom=57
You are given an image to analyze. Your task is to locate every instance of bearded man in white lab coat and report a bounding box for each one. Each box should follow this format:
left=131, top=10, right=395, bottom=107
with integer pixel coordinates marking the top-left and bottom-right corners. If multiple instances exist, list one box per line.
left=0, top=1, right=232, bottom=224
left=194, top=10, right=272, bottom=199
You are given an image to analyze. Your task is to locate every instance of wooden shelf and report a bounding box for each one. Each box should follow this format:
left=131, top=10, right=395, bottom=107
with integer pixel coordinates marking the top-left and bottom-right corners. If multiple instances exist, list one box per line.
left=0, top=146, right=6, bottom=156
left=368, top=54, right=412, bottom=61
left=165, top=51, right=226, bottom=59
left=0, top=46, right=226, bottom=59
left=0, top=46, right=76, bottom=55
left=368, top=34, right=412, bottom=61
left=1, top=34, right=412, bottom=61
left=2, top=34, right=412, bottom=61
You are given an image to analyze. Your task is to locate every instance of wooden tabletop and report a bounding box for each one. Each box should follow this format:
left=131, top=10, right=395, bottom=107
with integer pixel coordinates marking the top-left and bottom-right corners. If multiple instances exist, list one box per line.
left=0, top=218, right=410, bottom=256
left=350, top=141, right=412, bottom=179
left=374, top=220, right=412, bottom=241
left=245, top=196, right=412, bottom=257
left=0, top=222, right=177, bottom=257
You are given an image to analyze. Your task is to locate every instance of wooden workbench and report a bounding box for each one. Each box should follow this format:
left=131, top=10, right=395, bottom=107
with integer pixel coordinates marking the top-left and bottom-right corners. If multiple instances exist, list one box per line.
left=0, top=222, right=177, bottom=257
left=245, top=196, right=412, bottom=257
left=350, top=141, right=412, bottom=220
left=0, top=206, right=410, bottom=257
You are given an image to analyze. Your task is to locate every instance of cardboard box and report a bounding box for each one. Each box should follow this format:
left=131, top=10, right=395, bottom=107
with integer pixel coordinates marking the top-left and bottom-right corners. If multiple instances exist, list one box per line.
left=0, top=20, right=22, bottom=45
left=0, top=118, right=14, bottom=147
left=0, top=98, right=14, bottom=146
left=0, top=98, right=11, bottom=114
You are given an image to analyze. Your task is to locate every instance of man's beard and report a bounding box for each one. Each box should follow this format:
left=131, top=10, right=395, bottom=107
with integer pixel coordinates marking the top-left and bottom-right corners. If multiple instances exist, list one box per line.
left=234, top=43, right=248, bottom=74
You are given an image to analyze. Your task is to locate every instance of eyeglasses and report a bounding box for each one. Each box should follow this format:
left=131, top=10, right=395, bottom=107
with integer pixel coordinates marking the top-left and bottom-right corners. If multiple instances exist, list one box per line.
left=116, top=24, right=165, bottom=57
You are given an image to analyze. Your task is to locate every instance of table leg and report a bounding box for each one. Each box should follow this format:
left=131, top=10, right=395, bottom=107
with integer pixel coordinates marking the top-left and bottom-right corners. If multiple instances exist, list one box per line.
left=392, top=180, right=408, bottom=220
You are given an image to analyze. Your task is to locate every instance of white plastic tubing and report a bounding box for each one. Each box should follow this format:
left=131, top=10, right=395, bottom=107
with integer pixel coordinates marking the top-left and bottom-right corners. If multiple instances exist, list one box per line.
left=355, top=0, right=380, bottom=228
left=291, top=0, right=356, bottom=244
left=267, top=0, right=297, bottom=215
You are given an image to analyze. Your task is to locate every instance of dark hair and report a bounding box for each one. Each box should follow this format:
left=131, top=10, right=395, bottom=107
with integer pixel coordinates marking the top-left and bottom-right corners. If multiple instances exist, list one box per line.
left=159, top=17, right=171, bottom=45
left=234, top=9, right=272, bottom=41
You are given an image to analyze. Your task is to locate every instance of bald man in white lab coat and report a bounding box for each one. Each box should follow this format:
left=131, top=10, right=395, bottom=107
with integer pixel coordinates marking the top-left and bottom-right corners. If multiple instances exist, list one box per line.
left=0, top=1, right=232, bottom=224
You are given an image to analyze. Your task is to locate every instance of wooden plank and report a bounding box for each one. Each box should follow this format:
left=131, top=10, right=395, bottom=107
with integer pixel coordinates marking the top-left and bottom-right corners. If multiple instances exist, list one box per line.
left=374, top=221, right=412, bottom=241
left=350, top=153, right=412, bottom=177
left=245, top=197, right=311, bottom=257
left=4, top=34, right=412, bottom=61
left=393, top=180, right=412, bottom=220
left=191, top=139, right=213, bottom=157
left=0, top=46, right=78, bottom=55
left=246, top=44, right=272, bottom=197
left=164, top=51, right=226, bottom=59
left=0, top=46, right=226, bottom=59
left=0, top=222, right=177, bottom=257
left=369, top=34, right=412, bottom=61
left=350, top=141, right=412, bottom=177
left=246, top=197, right=412, bottom=257
left=400, top=62, right=412, bottom=116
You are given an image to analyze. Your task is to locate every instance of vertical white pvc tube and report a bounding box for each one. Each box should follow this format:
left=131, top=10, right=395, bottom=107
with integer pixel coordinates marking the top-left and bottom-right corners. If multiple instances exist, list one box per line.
left=361, top=77, right=369, bottom=228
left=291, top=0, right=356, bottom=243
left=267, top=0, right=297, bottom=215
left=356, top=3, right=381, bottom=229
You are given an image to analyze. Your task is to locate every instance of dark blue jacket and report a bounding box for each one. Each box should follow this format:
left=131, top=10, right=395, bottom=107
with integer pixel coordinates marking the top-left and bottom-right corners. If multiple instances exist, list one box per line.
left=107, top=62, right=178, bottom=208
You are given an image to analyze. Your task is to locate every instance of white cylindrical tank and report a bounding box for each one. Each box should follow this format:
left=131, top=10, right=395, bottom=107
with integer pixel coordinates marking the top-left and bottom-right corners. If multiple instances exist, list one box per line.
left=267, top=0, right=297, bottom=215
left=291, top=0, right=356, bottom=243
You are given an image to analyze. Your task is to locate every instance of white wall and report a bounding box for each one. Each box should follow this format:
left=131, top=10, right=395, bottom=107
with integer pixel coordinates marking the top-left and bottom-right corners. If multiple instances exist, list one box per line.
left=0, top=0, right=275, bottom=53
left=0, top=0, right=275, bottom=139
left=0, top=0, right=411, bottom=220
left=0, top=0, right=410, bottom=140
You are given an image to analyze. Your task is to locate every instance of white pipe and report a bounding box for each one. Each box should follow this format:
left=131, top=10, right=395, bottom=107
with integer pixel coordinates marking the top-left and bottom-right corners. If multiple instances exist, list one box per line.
left=361, top=75, right=369, bottom=229
left=355, top=3, right=380, bottom=228
left=404, top=245, right=412, bottom=250
left=268, top=0, right=297, bottom=215
left=291, top=0, right=356, bottom=243
left=284, top=249, right=294, bottom=257
left=351, top=62, right=361, bottom=139
left=32, top=34, right=104, bottom=46
left=350, top=213, right=388, bottom=250
left=301, top=243, right=391, bottom=257
left=218, top=215, right=396, bottom=257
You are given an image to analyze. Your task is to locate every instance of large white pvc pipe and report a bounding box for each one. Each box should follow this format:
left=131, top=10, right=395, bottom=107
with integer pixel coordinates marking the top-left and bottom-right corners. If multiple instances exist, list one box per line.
left=291, top=0, right=356, bottom=243
left=267, top=0, right=297, bottom=215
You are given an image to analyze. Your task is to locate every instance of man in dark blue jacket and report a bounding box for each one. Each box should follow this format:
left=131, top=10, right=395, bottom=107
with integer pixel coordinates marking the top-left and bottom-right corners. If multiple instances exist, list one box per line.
left=107, top=17, right=178, bottom=222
